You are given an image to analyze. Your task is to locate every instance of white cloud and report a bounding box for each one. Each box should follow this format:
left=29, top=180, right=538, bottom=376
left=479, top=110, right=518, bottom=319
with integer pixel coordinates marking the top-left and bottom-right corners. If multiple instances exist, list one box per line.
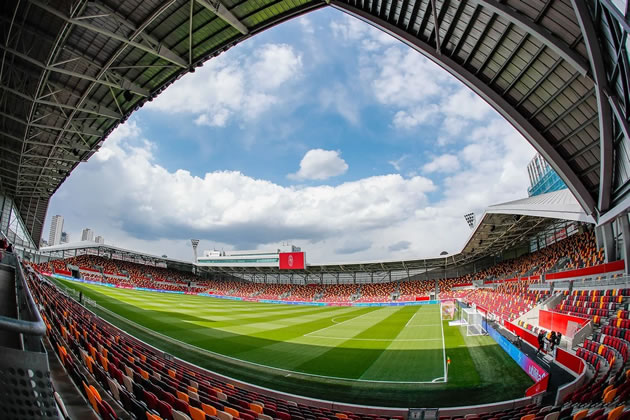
left=289, top=149, right=349, bottom=180
left=299, top=17, right=314, bottom=34
left=330, top=15, right=398, bottom=51
left=393, top=105, right=440, bottom=129
left=46, top=118, right=537, bottom=263
left=423, top=154, right=460, bottom=173
left=48, top=125, right=441, bottom=261
left=147, top=43, right=302, bottom=127
left=371, top=48, right=451, bottom=107
left=319, top=84, right=360, bottom=125
left=441, top=88, right=494, bottom=121
left=44, top=16, right=540, bottom=264
left=250, top=44, right=303, bottom=90
left=388, top=155, right=408, bottom=171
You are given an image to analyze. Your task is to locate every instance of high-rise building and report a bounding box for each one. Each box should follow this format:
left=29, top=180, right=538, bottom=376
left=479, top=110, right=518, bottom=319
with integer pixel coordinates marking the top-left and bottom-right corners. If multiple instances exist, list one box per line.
left=60, top=232, right=69, bottom=244
left=81, top=228, right=94, bottom=242
left=48, top=215, right=64, bottom=246
left=527, top=153, right=567, bottom=197
left=95, top=236, right=104, bottom=244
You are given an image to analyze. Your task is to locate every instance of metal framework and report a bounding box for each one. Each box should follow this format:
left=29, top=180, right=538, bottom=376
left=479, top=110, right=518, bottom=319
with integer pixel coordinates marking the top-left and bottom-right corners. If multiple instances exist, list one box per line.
left=0, top=0, right=628, bottom=249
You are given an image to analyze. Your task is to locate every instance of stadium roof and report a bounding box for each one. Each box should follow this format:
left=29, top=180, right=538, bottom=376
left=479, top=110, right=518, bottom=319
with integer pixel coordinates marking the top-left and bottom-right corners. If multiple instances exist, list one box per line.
left=486, top=189, right=595, bottom=224
left=459, top=189, right=591, bottom=261
left=39, top=190, right=590, bottom=275
left=2, top=0, right=629, bottom=248
left=40, top=241, right=194, bottom=272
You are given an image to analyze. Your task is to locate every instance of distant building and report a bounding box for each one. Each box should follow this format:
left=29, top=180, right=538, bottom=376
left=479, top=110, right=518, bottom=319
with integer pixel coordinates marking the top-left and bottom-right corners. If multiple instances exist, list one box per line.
left=40, top=239, right=48, bottom=248
left=198, top=244, right=304, bottom=268
left=48, top=215, right=64, bottom=246
left=527, top=153, right=567, bottom=197
left=95, top=235, right=104, bottom=244
left=60, top=232, right=69, bottom=244
left=81, top=228, right=94, bottom=242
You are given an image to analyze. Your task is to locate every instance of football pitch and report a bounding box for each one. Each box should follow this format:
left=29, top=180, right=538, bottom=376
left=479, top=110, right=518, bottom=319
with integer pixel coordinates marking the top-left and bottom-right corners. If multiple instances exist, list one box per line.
left=53, top=278, right=532, bottom=407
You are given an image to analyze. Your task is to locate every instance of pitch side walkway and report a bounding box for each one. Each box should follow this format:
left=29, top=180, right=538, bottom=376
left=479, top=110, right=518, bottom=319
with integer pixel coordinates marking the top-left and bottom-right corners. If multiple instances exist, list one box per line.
left=494, top=323, right=575, bottom=405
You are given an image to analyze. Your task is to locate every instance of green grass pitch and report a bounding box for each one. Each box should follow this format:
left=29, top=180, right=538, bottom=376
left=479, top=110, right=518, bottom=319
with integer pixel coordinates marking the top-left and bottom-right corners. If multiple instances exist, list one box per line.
left=53, top=277, right=533, bottom=407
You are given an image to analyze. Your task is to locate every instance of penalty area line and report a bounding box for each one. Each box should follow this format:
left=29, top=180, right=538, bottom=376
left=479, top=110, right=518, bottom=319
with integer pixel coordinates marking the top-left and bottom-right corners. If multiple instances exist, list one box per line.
left=306, top=335, right=443, bottom=342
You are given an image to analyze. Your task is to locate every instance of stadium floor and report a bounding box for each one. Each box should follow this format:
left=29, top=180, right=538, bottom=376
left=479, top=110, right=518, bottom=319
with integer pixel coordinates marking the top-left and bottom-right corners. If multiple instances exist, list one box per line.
left=54, top=278, right=533, bottom=407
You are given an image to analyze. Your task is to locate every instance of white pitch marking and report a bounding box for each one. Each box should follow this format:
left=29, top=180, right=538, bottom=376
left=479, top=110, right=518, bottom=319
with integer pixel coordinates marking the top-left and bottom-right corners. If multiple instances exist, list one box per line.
left=439, top=306, right=448, bottom=383
left=405, top=324, right=440, bottom=327
left=306, top=335, right=443, bottom=342
left=404, top=312, right=418, bottom=327
left=304, top=310, right=377, bottom=337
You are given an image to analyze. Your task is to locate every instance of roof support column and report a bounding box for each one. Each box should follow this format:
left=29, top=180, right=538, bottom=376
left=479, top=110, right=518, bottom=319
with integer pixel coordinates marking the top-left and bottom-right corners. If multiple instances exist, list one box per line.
left=571, top=0, right=614, bottom=214
left=596, top=222, right=617, bottom=263
left=619, top=215, right=630, bottom=275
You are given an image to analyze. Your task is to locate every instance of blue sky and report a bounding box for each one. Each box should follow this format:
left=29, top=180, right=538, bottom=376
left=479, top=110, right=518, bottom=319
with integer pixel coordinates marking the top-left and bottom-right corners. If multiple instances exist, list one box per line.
left=44, top=8, right=536, bottom=263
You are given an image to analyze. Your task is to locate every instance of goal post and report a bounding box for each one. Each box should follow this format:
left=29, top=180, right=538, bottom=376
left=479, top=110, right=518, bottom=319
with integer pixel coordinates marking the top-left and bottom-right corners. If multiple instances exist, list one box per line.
left=462, top=307, right=486, bottom=336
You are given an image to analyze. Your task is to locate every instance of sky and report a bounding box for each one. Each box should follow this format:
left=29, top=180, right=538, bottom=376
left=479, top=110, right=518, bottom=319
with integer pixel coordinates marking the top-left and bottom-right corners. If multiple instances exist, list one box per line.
left=43, top=8, right=536, bottom=264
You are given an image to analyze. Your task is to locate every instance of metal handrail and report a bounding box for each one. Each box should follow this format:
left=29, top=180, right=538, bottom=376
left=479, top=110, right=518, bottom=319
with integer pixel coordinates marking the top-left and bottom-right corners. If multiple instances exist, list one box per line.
left=0, top=255, right=47, bottom=339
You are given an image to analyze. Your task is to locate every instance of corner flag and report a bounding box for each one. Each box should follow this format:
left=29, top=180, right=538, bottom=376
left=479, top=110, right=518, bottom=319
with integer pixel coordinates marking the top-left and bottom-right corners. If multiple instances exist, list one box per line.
left=447, top=356, right=451, bottom=365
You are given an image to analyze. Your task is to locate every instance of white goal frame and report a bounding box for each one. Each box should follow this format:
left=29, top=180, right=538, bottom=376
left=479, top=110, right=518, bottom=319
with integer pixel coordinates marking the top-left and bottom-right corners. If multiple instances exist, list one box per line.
left=462, top=307, right=486, bottom=336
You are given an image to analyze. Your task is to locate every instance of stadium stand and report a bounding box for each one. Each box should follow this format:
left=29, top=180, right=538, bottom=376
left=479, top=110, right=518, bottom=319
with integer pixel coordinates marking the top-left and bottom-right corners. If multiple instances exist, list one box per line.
left=463, top=280, right=550, bottom=322
left=30, top=232, right=607, bottom=305
left=27, top=264, right=630, bottom=420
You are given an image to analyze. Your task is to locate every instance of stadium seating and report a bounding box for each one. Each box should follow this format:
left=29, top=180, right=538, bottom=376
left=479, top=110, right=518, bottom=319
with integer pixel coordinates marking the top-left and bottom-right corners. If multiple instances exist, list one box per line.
left=30, top=231, right=607, bottom=307
left=463, top=280, right=550, bottom=322
left=26, top=256, right=630, bottom=420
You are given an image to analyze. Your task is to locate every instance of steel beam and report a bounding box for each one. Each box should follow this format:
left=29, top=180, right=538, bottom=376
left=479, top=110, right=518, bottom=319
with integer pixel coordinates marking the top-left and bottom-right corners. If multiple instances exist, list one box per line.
left=0, top=83, right=120, bottom=119
left=331, top=0, right=597, bottom=214
left=29, top=0, right=187, bottom=68
left=1, top=130, right=90, bottom=151
left=470, top=0, right=590, bottom=77
left=0, top=44, right=150, bottom=97
left=429, top=0, right=441, bottom=52
left=0, top=111, right=102, bottom=136
left=196, top=0, right=249, bottom=35
left=28, top=0, right=182, bottom=197
left=572, top=0, right=614, bottom=214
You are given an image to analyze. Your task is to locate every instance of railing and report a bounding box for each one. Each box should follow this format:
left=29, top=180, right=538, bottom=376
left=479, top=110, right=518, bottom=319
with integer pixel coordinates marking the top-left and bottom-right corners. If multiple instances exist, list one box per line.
left=530, top=275, right=630, bottom=291
left=0, top=254, right=47, bottom=351
left=0, top=257, right=59, bottom=419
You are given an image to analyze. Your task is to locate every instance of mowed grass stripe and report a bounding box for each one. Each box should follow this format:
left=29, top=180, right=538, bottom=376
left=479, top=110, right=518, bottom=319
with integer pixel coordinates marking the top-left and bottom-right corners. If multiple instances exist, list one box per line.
left=229, top=308, right=379, bottom=370
left=191, top=308, right=380, bottom=363
left=53, top=277, right=534, bottom=407
left=360, top=306, right=443, bottom=381
left=80, top=284, right=355, bottom=334
left=91, top=287, right=326, bottom=316
left=292, top=307, right=426, bottom=379
left=103, top=288, right=348, bottom=322
left=224, top=307, right=376, bottom=337
left=231, top=308, right=382, bottom=375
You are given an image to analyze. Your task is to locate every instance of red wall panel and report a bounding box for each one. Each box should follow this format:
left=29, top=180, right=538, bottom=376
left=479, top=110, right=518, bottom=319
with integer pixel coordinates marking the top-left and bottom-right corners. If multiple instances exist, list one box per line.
left=555, top=348, right=585, bottom=374
left=546, top=260, right=625, bottom=280
left=538, top=310, right=589, bottom=337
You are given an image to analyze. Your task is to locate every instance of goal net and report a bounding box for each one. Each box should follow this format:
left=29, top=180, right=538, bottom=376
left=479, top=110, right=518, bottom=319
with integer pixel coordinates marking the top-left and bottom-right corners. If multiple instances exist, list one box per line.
left=441, top=300, right=456, bottom=320
left=462, top=307, right=486, bottom=336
